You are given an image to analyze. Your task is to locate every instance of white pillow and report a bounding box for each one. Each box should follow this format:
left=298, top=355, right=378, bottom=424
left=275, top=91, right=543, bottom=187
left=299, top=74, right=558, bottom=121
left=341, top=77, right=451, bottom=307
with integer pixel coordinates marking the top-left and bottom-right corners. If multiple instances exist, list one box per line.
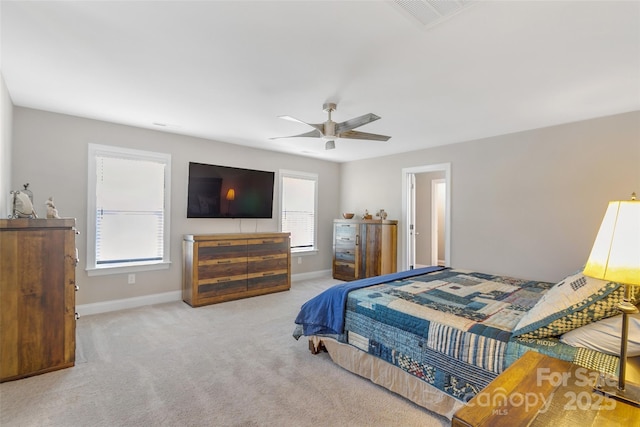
left=512, top=270, right=627, bottom=338
left=560, top=312, right=640, bottom=357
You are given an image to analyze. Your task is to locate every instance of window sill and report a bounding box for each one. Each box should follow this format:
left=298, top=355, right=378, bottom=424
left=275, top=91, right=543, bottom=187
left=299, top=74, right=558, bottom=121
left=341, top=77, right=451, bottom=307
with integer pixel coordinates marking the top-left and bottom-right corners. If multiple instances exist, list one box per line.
left=291, top=248, right=318, bottom=256
left=86, top=261, right=171, bottom=276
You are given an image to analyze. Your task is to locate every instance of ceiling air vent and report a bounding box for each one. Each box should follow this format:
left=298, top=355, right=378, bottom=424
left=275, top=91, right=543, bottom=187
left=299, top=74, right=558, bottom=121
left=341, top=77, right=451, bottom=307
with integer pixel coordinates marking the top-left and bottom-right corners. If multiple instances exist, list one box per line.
left=392, top=0, right=474, bottom=29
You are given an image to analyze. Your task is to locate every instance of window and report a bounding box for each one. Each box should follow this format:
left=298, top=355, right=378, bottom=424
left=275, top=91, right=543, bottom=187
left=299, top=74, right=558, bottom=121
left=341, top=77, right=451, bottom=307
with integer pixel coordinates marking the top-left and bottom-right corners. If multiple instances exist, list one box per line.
left=87, top=144, right=171, bottom=275
left=279, top=170, right=318, bottom=253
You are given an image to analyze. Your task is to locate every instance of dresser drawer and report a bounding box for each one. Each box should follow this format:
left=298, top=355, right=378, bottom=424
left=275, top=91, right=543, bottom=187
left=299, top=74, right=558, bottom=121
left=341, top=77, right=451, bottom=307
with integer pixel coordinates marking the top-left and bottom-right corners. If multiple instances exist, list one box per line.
left=198, top=258, right=247, bottom=279
left=335, top=224, right=357, bottom=250
left=198, top=277, right=247, bottom=297
left=335, top=238, right=356, bottom=251
left=335, top=249, right=355, bottom=263
left=198, top=240, right=247, bottom=261
left=333, top=261, right=356, bottom=279
left=247, top=237, right=288, bottom=257
left=248, top=272, right=289, bottom=292
left=335, top=223, right=357, bottom=239
left=248, top=253, right=288, bottom=273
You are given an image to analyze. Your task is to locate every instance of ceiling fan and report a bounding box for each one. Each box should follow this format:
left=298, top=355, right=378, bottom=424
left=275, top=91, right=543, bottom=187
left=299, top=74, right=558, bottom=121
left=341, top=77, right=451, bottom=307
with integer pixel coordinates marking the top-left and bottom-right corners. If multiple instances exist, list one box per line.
left=271, top=102, right=391, bottom=150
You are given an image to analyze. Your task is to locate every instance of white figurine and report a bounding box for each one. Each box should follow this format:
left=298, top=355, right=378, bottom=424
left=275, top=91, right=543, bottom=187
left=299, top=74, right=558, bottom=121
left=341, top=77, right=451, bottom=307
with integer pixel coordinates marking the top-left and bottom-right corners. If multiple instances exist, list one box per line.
left=46, top=197, right=60, bottom=219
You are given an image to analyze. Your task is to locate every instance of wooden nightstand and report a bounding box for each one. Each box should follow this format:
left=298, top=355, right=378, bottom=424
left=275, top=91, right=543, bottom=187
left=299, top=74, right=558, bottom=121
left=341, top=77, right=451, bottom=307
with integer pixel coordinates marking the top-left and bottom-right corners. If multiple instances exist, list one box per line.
left=452, top=351, right=639, bottom=427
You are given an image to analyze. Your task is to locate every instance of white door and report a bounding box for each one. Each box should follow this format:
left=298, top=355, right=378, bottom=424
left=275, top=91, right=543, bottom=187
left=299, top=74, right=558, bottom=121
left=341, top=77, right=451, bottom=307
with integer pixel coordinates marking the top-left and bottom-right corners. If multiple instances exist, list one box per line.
left=408, top=173, right=417, bottom=269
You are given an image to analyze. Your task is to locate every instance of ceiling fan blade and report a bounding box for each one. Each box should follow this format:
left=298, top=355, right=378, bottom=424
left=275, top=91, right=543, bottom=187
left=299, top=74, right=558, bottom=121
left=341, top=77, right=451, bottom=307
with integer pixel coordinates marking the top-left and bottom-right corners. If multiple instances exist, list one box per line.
left=338, top=130, right=391, bottom=142
left=336, top=113, right=381, bottom=133
left=269, top=129, right=323, bottom=140
left=278, top=115, right=324, bottom=132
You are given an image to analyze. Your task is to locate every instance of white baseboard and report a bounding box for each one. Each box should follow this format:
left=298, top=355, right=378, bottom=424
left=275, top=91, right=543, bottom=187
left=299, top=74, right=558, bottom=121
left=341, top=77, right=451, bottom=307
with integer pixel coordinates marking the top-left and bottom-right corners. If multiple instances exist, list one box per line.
left=77, top=269, right=332, bottom=316
left=291, top=269, right=332, bottom=282
left=77, top=290, right=182, bottom=317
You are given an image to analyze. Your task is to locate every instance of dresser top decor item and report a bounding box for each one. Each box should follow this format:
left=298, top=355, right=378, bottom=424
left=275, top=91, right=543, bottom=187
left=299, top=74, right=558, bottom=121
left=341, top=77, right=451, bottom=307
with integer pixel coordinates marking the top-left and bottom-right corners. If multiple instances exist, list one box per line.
left=46, top=197, right=61, bottom=219
left=10, top=184, right=37, bottom=219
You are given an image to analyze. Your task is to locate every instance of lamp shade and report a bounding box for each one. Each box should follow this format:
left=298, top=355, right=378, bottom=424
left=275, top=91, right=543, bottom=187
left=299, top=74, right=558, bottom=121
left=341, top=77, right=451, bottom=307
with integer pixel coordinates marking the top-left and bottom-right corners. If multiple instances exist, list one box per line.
left=583, top=199, right=640, bottom=286
left=226, top=189, right=235, bottom=201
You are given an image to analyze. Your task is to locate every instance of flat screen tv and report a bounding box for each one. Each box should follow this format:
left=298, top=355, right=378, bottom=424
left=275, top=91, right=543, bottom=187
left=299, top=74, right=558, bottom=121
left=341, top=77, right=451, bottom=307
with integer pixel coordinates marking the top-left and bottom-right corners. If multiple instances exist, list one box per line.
left=187, top=162, right=275, bottom=218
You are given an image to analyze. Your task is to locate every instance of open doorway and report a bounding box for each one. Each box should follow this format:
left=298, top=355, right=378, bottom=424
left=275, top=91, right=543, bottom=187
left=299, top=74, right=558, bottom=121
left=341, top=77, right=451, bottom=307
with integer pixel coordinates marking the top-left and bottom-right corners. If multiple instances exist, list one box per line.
left=401, top=163, right=451, bottom=270
left=432, top=179, right=446, bottom=266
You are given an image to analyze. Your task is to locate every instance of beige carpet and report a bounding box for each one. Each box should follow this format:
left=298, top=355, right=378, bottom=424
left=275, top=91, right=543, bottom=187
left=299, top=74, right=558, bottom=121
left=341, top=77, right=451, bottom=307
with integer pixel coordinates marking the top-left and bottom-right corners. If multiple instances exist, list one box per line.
left=0, top=275, right=449, bottom=427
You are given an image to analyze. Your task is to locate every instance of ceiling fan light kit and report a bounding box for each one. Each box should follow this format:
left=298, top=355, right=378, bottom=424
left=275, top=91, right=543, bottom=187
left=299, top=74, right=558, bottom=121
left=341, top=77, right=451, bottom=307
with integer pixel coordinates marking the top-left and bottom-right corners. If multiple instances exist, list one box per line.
left=272, top=102, right=391, bottom=150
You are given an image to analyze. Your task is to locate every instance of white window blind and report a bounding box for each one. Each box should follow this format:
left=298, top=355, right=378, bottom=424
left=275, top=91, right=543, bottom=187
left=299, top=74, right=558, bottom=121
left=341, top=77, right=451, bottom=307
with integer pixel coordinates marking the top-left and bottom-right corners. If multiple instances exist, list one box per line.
left=87, top=144, right=171, bottom=274
left=96, top=156, right=165, bottom=264
left=280, top=172, right=317, bottom=251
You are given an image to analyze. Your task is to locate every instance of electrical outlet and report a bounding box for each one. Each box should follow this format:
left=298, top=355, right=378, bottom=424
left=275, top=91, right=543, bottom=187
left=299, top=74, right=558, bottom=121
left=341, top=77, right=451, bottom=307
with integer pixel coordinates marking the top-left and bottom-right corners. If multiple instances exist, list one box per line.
left=297, top=257, right=302, bottom=265
left=128, top=274, right=135, bottom=284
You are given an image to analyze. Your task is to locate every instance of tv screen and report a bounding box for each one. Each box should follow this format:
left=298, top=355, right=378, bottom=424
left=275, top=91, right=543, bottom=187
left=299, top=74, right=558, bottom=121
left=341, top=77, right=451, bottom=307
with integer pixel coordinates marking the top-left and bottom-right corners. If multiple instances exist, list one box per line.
left=187, top=162, right=275, bottom=218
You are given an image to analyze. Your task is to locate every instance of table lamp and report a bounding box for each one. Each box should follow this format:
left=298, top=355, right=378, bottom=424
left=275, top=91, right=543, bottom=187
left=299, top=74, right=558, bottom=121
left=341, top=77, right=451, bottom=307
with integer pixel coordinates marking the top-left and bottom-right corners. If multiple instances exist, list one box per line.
left=583, top=192, right=640, bottom=407
left=226, top=188, right=235, bottom=215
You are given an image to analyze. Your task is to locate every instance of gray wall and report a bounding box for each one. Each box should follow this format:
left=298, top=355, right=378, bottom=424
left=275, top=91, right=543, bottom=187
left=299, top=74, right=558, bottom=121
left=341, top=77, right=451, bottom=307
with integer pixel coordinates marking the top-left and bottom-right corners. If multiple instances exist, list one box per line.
left=340, top=111, right=640, bottom=283
left=0, top=75, right=12, bottom=217
left=11, top=107, right=340, bottom=305
left=7, top=95, right=640, bottom=304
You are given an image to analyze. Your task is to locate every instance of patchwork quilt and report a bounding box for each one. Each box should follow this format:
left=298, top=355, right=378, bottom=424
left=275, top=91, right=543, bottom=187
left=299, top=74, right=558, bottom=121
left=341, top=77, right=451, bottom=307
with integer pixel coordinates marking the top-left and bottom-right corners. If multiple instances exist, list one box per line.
left=342, top=268, right=619, bottom=402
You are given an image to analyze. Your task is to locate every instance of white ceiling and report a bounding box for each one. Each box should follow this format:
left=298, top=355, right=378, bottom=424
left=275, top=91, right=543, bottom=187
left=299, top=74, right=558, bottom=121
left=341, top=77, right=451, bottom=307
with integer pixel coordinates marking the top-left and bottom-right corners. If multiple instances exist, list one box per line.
left=2, top=0, right=639, bottom=163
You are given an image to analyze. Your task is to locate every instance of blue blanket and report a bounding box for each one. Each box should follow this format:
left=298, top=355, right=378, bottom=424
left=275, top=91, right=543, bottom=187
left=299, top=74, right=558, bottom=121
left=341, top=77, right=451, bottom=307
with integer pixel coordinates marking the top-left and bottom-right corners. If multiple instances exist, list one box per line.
left=294, top=266, right=445, bottom=337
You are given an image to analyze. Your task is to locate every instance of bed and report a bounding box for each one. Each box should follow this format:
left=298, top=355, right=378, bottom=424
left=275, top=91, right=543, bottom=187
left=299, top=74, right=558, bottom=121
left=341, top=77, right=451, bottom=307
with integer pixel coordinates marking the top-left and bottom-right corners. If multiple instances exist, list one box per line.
left=294, top=266, right=632, bottom=418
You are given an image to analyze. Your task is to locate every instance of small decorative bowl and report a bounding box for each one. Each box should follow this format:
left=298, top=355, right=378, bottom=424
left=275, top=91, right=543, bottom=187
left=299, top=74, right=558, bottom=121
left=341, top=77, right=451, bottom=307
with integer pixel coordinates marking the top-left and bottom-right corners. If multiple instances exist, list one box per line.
left=342, top=213, right=355, bottom=219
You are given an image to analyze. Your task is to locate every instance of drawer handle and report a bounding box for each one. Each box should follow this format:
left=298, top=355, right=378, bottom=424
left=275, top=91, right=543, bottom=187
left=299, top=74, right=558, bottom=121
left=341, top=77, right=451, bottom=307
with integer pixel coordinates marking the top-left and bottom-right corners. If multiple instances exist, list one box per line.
left=262, top=256, right=275, bottom=260
left=217, top=260, right=232, bottom=264
left=66, top=252, right=80, bottom=267
left=262, top=272, right=275, bottom=277
left=217, top=278, right=231, bottom=283
left=261, top=240, right=275, bottom=244
left=216, top=242, right=232, bottom=246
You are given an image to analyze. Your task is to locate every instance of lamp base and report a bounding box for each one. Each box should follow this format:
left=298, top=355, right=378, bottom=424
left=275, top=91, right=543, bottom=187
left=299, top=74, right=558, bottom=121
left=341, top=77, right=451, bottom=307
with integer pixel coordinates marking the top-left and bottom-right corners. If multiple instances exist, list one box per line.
left=594, top=380, right=640, bottom=408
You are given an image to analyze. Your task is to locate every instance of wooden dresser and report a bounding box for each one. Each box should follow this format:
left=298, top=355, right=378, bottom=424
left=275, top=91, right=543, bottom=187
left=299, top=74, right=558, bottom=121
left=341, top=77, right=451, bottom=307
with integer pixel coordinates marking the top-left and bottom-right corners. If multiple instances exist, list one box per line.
left=0, top=218, right=78, bottom=382
left=182, top=232, right=291, bottom=307
left=332, top=219, right=397, bottom=281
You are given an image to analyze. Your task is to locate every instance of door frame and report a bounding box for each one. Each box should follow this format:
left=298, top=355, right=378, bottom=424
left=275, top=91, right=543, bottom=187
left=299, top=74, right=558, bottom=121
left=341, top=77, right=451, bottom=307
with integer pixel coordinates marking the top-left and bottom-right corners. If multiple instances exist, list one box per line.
left=431, top=178, right=446, bottom=266
left=401, top=163, right=451, bottom=270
